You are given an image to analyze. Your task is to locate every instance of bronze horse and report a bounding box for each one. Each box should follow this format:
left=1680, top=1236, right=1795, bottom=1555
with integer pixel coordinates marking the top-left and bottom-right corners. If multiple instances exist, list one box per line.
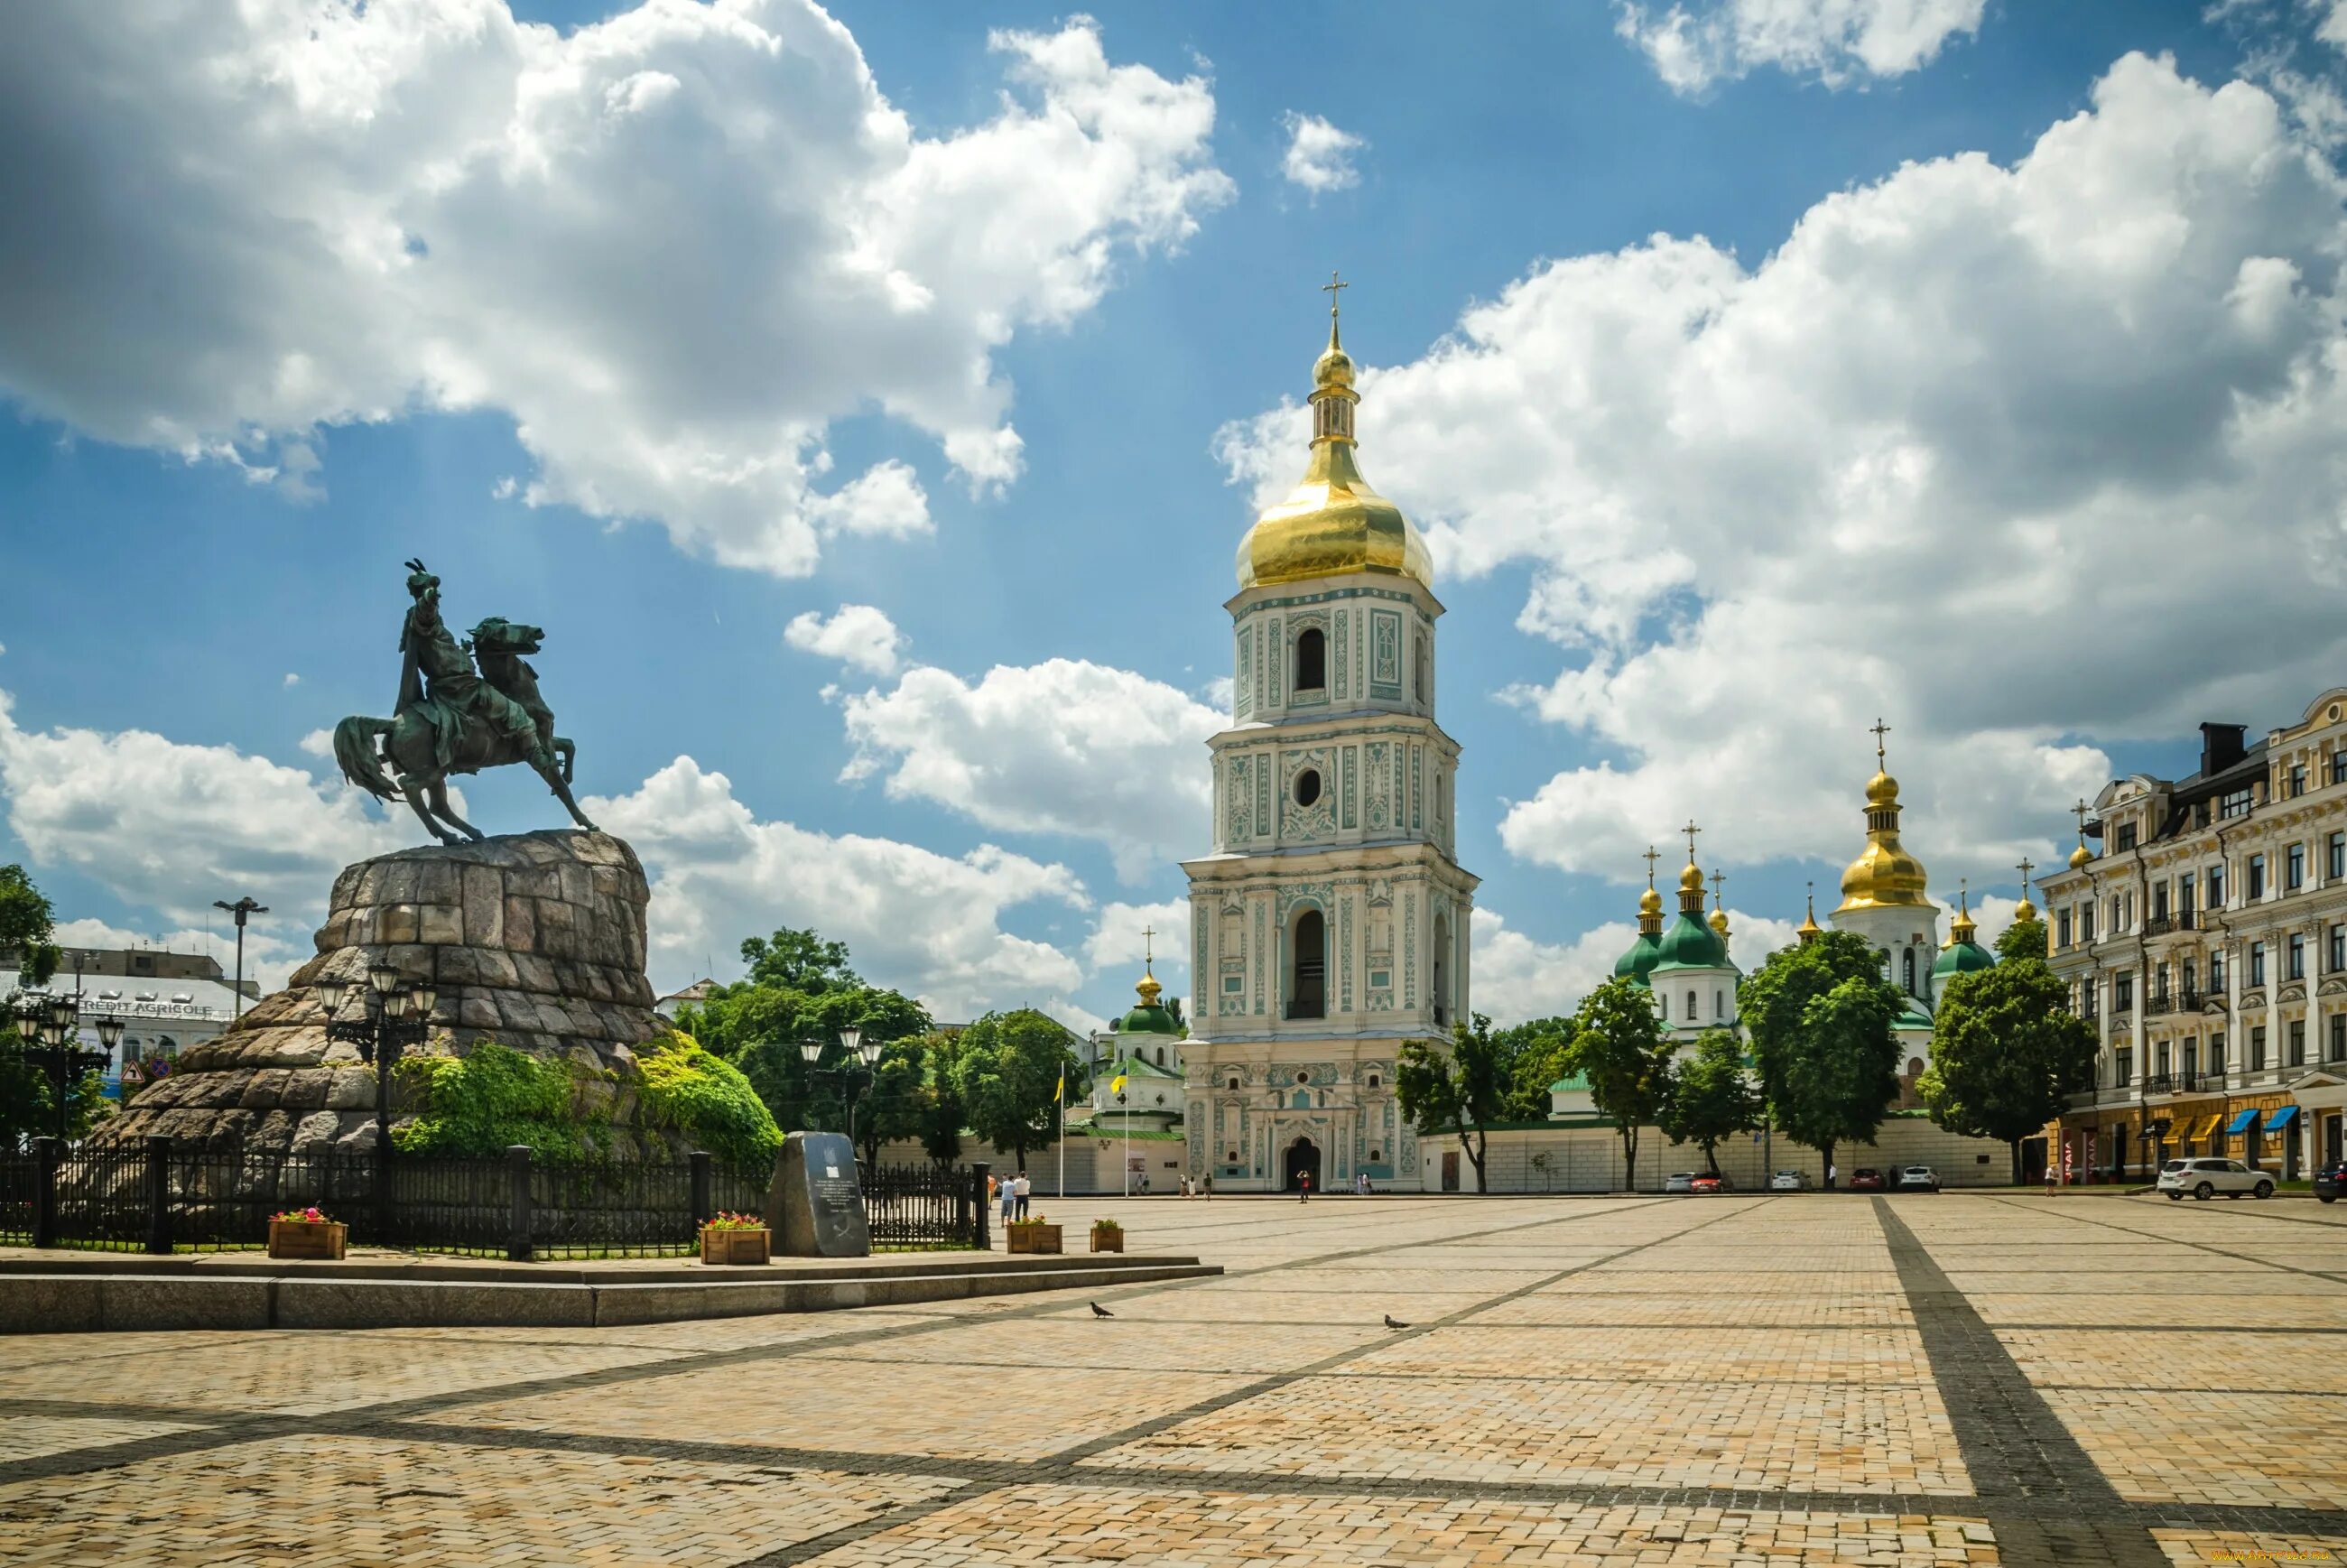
left=333, top=618, right=598, bottom=845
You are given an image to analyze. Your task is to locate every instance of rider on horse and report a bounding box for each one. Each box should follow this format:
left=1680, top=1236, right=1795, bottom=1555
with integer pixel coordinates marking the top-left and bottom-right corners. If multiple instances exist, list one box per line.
left=396, top=562, right=550, bottom=775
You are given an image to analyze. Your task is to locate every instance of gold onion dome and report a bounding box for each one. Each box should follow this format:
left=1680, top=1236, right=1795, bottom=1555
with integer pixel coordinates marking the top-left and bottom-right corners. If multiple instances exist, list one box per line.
left=1838, top=731, right=1931, bottom=913
left=1638, top=885, right=1664, bottom=917
left=1709, top=905, right=1730, bottom=938
left=1796, top=891, right=1823, bottom=943
left=2069, top=840, right=2092, bottom=869
left=1679, top=860, right=1705, bottom=895
left=1236, top=287, right=1433, bottom=589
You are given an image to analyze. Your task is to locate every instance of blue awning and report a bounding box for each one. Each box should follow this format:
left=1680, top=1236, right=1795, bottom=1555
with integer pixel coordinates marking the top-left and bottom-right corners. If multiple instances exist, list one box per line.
left=2224, top=1108, right=2260, bottom=1135
left=2268, top=1105, right=2301, bottom=1131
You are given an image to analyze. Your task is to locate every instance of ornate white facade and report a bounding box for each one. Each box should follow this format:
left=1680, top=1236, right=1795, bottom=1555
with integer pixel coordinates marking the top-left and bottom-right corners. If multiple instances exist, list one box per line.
left=1182, top=301, right=1478, bottom=1192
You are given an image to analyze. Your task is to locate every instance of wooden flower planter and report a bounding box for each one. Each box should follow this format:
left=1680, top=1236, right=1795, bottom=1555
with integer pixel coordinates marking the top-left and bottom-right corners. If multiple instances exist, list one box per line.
left=1089, top=1226, right=1125, bottom=1254
left=267, top=1220, right=348, bottom=1261
left=700, top=1228, right=772, bottom=1266
left=1007, top=1221, right=1062, bottom=1255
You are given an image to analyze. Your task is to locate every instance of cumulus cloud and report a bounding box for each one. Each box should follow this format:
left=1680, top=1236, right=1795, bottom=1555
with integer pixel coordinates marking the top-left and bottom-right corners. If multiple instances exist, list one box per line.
left=841, top=658, right=1220, bottom=882
left=1280, top=111, right=1365, bottom=194
left=1617, top=0, right=1986, bottom=93
left=0, top=4, right=1232, bottom=576
left=586, top=755, right=1091, bottom=1022
left=1221, top=53, right=2347, bottom=901
left=784, top=604, right=906, bottom=677
left=1084, top=898, right=1192, bottom=979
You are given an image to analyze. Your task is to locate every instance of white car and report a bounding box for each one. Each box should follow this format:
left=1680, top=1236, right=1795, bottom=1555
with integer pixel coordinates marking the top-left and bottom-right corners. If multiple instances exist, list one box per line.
left=1892, top=1165, right=1941, bottom=1192
left=2157, top=1158, right=2276, bottom=1201
left=1664, top=1172, right=1697, bottom=1194
left=1767, top=1169, right=1811, bottom=1191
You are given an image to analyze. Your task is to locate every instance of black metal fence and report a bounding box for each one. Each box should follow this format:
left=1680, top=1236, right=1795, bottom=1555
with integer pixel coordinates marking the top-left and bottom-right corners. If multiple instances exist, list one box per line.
left=0, top=1138, right=989, bottom=1259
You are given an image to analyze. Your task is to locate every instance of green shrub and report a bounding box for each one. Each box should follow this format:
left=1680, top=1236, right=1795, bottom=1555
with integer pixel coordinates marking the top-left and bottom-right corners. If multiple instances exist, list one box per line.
left=394, top=1042, right=610, bottom=1163
left=636, top=1032, right=783, bottom=1174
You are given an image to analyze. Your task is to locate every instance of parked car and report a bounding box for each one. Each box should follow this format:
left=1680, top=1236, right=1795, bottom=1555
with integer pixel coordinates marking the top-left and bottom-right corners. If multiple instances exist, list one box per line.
left=1768, top=1169, right=1811, bottom=1191
left=1849, top=1167, right=1887, bottom=1191
left=1690, top=1173, right=1730, bottom=1194
left=1892, top=1165, right=1941, bottom=1192
left=2156, top=1157, right=2276, bottom=1201
left=2316, top=1161, right=2347, bottom=1204
left=1664, top=1172, right=1697, bottom=1194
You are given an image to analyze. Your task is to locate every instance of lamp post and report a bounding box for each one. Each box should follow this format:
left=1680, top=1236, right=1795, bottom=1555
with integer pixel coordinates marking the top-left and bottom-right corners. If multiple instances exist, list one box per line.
left=213, top=897, right=268, bottom=1018
left=14, top=992, right=120, bottom=1141
left=797, top=1026, right=882, bottom=1155
left=318, top=964, right=438, bottom=1235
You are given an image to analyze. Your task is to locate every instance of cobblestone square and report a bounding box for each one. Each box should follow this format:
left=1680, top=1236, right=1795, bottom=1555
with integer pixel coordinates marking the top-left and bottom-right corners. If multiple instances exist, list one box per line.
left=4, top=1192, right=2344, bottom=1565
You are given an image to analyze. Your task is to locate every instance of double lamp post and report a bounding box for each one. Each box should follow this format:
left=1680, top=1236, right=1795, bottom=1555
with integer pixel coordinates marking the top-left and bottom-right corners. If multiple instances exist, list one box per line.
left=798, top=1026, right=880, bottom=1151
left=316, top=963, right=439, bottom=1231
left=14, top=992, right=122, bottom=1140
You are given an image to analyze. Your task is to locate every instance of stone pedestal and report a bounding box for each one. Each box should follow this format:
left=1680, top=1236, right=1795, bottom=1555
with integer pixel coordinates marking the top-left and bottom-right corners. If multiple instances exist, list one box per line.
left=103, top=830, right=688, bottom=1158
left=769, top=1132, right=872, bottom=1257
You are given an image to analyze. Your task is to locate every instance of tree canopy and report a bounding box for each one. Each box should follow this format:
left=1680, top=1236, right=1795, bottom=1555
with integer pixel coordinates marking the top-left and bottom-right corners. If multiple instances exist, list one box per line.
left=1993, top=916, right=2049, bottom=964
left=1493, top=1015, right=1580, bottom=1121
left=1920, top=953, right=2095, bottom=1182
left=1565, top=979, right=1677, bottom=1190
left=1396, top=1012, right=1513, bottom=1192
left=1739, top=930, right=1904, bottom=1180
left=951, top=1007, right=1080, bottom=1172
left=0, top=864, right=87, bottom=1149
left=1657, top=1028, right=1762, bottom=1177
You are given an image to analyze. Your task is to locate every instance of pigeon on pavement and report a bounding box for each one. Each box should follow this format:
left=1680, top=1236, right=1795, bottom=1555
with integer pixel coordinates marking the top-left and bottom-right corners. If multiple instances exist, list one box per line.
left=1090, top=1302, right=1115, bottom=1318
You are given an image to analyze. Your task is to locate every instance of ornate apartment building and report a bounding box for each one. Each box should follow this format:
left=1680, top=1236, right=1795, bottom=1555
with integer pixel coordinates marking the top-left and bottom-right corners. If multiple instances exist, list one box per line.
left=2041, top=689, right=2347, bottom=1182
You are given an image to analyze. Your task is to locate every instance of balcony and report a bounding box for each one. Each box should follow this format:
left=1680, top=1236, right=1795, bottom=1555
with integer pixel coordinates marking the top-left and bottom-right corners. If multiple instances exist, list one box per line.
left=2144, top=912, right=2198, bottom=939
left=2144, top=996, right=2177, bottom=1017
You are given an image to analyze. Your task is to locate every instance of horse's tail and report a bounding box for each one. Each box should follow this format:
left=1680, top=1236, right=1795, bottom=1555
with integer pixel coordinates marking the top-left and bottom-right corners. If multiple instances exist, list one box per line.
left=333, top=716, right=400, bottom=801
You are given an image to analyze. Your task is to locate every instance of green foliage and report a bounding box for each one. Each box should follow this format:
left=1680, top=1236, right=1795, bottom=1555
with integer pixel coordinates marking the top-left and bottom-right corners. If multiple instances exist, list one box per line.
left=952, top=1008, right=1079, bottom=1168
left=1994, top=917, right=2049, bottom=964
left=1739, top=931, right=1905, bottom=1174
left=855, top=1035, right=929, bottom=1169
left=636, top=1032, right=784, bottom=1174
left=1657, top=1029, right=1762, bottom=1176
left=1922, top=957, right=2096, bottom=1180
left=0, top=864, right=59, bottom=988
left=1396, top=1013, right=1512, bottom=1192
left=395, top=1042, right=609, bottom=1162
left=916, top=1029, right=967, bottom=1166
left=1493, top=1015, right=1580, bottom=1121
left=738, top=927, right=860, bottom=993
left=1566, top=979, right=1678, bottom=1190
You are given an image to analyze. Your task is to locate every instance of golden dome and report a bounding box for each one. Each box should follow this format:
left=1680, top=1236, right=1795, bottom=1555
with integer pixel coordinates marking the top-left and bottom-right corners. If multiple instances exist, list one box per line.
left=1135, top=969, right=1163, bottom=1006
left=1865, top=770, right=1899, bottom=807
left=2069, top=840, right=2092, bottom=869
left=1235, top=298, right=1433, bottom=590
left=1679, top=860, right=1705, bottom=894
left=1945, top=891, right=1977, bottom=945
left=2014, top=895, right=2038, bottom=923
left=1836, top=743, right=1931, bottom=913
left=1638, top=885, right=1664, bottom=916
left=1708, top=906, right=1730, bottom=937
left=1797, top=900, right=1823, bottom=942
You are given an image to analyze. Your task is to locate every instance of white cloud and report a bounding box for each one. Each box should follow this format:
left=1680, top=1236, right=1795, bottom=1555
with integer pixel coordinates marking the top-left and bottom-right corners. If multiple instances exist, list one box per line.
left=282, top=673, right=301, bottom=689
left=585, top=755, right=1090, bottom=1022
left=1280, top=111, right=1364, bottom=194
left=1472, top=905, right=1803, bottom=1026
left=0, top=5, right=1232, bottom=576
left=784, top=603, right=907, bottom=676
left=841, top=657, right=1220, bottom=882
left=0, top=689, right=404, bottom=930
left=1220, top=53, right=2347, bottom=905
left=1084, top=898, right=1192, bottom=979
left=1617, top=0, right=1986, bottom=93
left=298, top=728, right=335, bottom=759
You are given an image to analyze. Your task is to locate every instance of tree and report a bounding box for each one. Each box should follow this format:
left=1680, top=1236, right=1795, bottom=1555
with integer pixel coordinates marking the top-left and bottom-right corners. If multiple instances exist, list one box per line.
left=1657, top=1028, right=1762, bottom=1177
left=1494, top=1015, right=1580, bottom=1121
left=1921, top=958, right=2095, bottom=1183
left=855, top=1035, right=931, bottom=1169
left=915, top=1030, right=967, bottom=1167
left=0, top=864, right=74, bottom=1151
left=1396, top=1013, right=1511, bottom=1192
left=738, top=928, right=858, bottom=993
left=1994, top=916, right=2049, bottom=964
left=952, top=1008, right=1079, bottom=1173
left=1740, top=931, right=1904, bottom=1184
left=1, top=864, right=60, bottom=988
left=1564, top=979, right=1677, bottom=1191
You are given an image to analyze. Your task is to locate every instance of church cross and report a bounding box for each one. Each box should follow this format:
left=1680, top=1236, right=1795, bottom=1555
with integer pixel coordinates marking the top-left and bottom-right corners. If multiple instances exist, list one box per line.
left=1322, top=271, right=1349, bottom=311
left=2073, top=798, right=2090, bottom=834
left=1641, top=845, right=1661, bottom=886
left=2016, top=856, right=2036, bottom=895
left=1709, top=870, right=1726, bottom=908
left=1142, top=925, right=1155, bottom=965
left=1683, top=819, right=1701, bottom=864
left=1870, top=718, right=1891, bottom=762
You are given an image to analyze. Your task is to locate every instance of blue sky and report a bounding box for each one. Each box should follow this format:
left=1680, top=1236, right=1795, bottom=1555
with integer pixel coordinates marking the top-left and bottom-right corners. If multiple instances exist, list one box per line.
left=3, top=0, right=2344, bottom=1025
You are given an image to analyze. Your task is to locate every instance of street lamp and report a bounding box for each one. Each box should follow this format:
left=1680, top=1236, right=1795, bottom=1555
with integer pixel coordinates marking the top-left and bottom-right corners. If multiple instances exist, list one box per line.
left=319, top=968, right=441, bottom=1233
left=14, top=992, right=116, bottom=1140
left=212, top=897, right=268, bottom=1018
left=797, top=1028, right=884, bottom=1154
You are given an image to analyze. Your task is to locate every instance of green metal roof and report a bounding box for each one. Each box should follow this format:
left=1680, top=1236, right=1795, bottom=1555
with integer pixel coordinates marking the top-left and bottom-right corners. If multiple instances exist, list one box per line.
left=1650, top=912, right=1731, bottom=973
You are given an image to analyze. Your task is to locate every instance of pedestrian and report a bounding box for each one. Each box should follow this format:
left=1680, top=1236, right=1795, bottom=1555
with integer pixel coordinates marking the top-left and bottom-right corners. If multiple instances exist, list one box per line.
left=999, top=1173, right=1016, bottom=1229
left=1202, top=1173, right=1212, bottom=1200
left=1356, top=1171, right=1368, bottom=1197
left=1298, top=1169, right=1312, bottom=1203
left=1827, top=1161, right=1837, bottom=1191
left=1015, top=1170, right=1031, bottom=1220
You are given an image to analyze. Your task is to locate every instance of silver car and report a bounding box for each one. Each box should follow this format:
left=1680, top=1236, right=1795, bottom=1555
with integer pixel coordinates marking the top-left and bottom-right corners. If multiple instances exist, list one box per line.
left=1767, top=1169, right=1811, bottom=1191
left=2157, top=1157, right=2275, bottom=1201
left=1664, top=1172, right=1697, bottom=1194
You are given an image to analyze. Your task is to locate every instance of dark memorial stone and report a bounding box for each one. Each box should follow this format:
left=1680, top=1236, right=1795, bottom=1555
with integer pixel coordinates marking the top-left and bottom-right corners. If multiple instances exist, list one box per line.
left=770, top=1131, right=871, bottom=1257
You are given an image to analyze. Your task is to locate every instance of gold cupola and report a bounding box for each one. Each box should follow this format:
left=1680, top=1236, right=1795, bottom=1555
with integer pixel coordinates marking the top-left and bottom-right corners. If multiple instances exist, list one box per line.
left=1836, top=723, right=1931, bottom=913
left=1797, top=884, right=1823, bottom=943
left=2013, top=857, right=2038, bottom=924
left=1236, top=277, right=1433, bottom=590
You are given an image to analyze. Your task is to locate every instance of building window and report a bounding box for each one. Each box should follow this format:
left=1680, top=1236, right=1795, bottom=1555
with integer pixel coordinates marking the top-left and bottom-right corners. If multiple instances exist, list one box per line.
left=1294, top=628, right=1326, bottom=692
left=2208, top=863, right=2226, bottom=905
left=1226, top=1077, right=1240, bottom=1090
left=2115, top=1048, right=2132, bottom=1087
left=2331, top=832, right=2344, bottom=881
left=2156, top=1042, right=2171, bottom=1079
left=2332, top=924, right=2345, bottom=975
left=1294, top=768, right=1322, bottom=807
left=1658, top=990, right=1669, bottom=1021
left=2289, top=1019, right=2307, bottom=1067
left=2292, top=763, right=2309, bottom=798
left=2250, top=854, right=2267, bottom=899
left=2288, top=843, right=2306, bottom=891
left=2115, top=971, right=2134, bottom=1011
left=2115, top=821, right=2138, bottom=850
left=2057, top=909, right=2073, bottom=948
left=1714, top=988, right=1724, bottom=1019
left=2081, top=905, right=2096, bottom=941
left=2333, top=751, right=2347, bottom=786
left=2221, top=787, right=2252, bottom=820
left=1366, top=1072, right=1380, bottom=1089
left=2250, top=942, right=2268, bottom=988
left=2289, top=932, right=2306, bottom=980
left=1684, top=989, right=1697, bottom=1021
left=2211, top=1033, right=2227, bottom=1074
left=1286, top=909, right=1326, bottom=1020
left=2179, top=871, right=2196, bottom=913
left=2211, top=950, right=2226, bottom=990
left=2331, top=1016, right=2345, bottom=1062
left=2251, top=1026, right=2268, bottom=1072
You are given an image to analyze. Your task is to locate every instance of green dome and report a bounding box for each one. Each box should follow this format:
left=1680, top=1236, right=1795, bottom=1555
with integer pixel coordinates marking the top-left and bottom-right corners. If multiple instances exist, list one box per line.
left=1612, top=932, right=1662, bottom=987
left=1118, top=1000, right=1181, bottom=1035
left=1650, top=913, right=1730, bottom=973
left=1930, top=940, right=1995, bottom=983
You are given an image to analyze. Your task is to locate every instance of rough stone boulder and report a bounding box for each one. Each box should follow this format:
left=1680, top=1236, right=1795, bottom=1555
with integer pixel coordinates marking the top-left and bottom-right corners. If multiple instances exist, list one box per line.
left=101, top=830, right=689, bottom=1157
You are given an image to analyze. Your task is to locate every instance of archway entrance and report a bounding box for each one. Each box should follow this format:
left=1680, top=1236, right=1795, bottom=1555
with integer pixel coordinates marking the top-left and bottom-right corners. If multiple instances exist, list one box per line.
left=1283, top=1136, right=1321, bottom=1193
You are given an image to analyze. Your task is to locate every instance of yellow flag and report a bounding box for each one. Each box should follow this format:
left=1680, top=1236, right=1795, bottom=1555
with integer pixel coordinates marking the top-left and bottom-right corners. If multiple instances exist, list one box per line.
left=1056, top=1066, right=1064, bottom=1104
left=1110, top=1073, right=1128, bottom=1095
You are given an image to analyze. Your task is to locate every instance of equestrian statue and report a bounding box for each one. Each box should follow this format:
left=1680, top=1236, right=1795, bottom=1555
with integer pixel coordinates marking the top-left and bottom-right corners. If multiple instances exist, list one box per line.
left=333, top=560, right=599, bottom=844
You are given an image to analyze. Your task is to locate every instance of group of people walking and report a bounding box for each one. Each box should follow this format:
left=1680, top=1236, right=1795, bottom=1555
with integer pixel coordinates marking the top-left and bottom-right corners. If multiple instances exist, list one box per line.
left=990, top=1171, right=1032, bottom=1225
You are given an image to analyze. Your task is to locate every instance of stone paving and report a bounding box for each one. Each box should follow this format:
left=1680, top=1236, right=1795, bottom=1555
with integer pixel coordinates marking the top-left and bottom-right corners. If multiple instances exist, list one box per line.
left=3, top=1192, right=2345, bottom=1564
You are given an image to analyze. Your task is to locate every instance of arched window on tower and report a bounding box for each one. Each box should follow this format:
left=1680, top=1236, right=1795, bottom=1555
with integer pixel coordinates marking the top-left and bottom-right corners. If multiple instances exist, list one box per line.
left=1287, top=908, right=1326, bottom=1020
left=1685, top=989, right=1697, bottom=1022
left=1414, top=636, right=1430, bottom=708
left=1432, top=912, right=1451, bottom=1025
left=1902, top=949, right=1916, bottom=996
left=1295, top=628, right=1325, bottom=692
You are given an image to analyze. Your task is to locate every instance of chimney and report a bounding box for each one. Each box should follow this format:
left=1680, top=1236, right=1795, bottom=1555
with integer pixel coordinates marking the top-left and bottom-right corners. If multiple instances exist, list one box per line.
left=2200, top=722, right=2247, bottom=776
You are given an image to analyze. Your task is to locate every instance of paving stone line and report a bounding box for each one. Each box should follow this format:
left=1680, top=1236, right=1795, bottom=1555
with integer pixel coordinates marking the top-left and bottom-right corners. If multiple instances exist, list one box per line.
left=1873, top=1197, right=2168, bottom=1568
left=1989, top=1193, right=2347, bottom=1284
